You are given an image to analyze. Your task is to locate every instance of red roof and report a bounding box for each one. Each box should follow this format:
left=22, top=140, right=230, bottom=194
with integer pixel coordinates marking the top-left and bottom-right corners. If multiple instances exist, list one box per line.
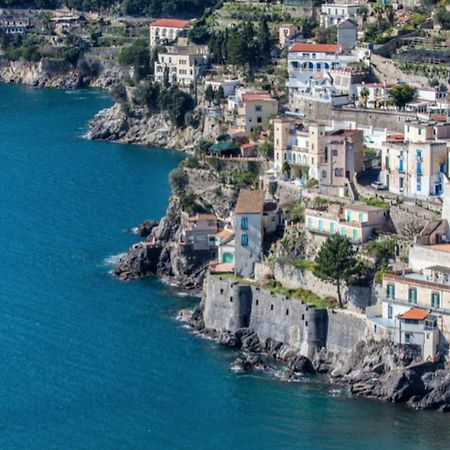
left=432, top=115, right=448, bottom=123
left=240, top=143, right=256, bottom=150
left=151, top=18, right=190, bottom=28
left=289, top=43, right=339, bottom=53
left=241, top=93, right=274, bottom=103
left=398, top=308, right=430, bottom=321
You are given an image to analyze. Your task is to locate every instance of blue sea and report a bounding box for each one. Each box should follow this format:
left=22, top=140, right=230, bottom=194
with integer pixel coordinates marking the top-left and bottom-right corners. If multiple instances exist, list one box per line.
left=0, top=83, right=449, bottom=449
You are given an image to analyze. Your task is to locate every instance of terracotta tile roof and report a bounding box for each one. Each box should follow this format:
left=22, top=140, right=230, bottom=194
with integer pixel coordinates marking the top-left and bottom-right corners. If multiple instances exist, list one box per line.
left=215, top=229, right=234, bottom=240
left=151, top=19, right=190, bottom=28
left=398, top=308, right=430, bottom=321
left=235, top=189, right=265, bottom=214
left=241, top=93, right=275, bottom=103
left=289, top=43, right=339, bottom=53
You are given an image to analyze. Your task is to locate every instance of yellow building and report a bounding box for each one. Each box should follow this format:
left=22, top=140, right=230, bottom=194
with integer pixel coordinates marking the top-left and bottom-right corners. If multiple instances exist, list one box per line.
left=231, top=91, right=278, bottom=135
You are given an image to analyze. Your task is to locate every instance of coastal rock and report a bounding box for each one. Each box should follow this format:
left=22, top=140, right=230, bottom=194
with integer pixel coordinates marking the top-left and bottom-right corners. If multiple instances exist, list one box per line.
left=135, top=219, right=159, bottom=237
left=113, top=243, right=161, bottom=280
left=87, top=103, right=206, bottom=150
left=288, top=354, right=316, bottom=375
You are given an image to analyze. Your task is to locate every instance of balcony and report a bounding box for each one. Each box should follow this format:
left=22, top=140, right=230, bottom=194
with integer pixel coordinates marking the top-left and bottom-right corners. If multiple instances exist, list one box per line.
left=384, top=296, right=450, bottom=316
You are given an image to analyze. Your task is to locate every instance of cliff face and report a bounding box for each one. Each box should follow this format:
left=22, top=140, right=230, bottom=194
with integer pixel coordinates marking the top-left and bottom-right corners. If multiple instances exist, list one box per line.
left=0, top=56, right=125, bottom=89
left=114, top=164, right=240, bottom=287
left=86, top=103, right=206, bottom=150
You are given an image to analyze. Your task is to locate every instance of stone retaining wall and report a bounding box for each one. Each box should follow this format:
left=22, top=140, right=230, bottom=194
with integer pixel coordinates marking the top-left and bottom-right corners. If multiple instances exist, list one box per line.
left=203, top=274, right=370, bottom=358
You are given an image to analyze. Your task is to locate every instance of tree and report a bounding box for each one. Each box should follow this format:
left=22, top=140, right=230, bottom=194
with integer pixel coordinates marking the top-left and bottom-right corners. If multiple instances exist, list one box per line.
left=258, top=19, right=271, bottom=66
left=313, top=234, right=359, bottom=308
left=389, top=84, right=417, bottom=109
left=118, top=39, right=151, bottom=81
left=215, top=85, right=225, bottom=104
left=205, top=84, right=215, bottom=105
left=163, top=65, right=170, bottom=88
left=435, top=7, right=450, bottom=30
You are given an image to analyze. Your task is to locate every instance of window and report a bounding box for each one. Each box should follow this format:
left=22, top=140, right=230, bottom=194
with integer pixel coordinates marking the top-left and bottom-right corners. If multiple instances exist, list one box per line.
left=241, top=217, right=248, bottom=230
left=388, top=304, right=393, bottom=319
left=431, top=292, right=440, bottom=309
left=307, top=218, right=312, bottom=229
left=340, top=228, right=346, bottom=237
left=321, top=170, right=327, bottom=179
left=319, top=219, right=324, bottom=231
left=255, top=105, right=262, bottom=112
left=352, top=229, right=358, bottom=241
left=386, top=283, right=395, bottom=299
left=408, top=287, right=417, bottom=304
left=416, top=150, right=422, bottom=161
left=241, top=234, right=248, bottom=247
left=257, top=117, right=262, bottom=124
left=330, top=222, right=336, bottom=234
left=358, top=213, right=364, bottom=223
left=404, top=333, right=411, bottom=344
left=418, top=128, right=422, bottom=135
left=417, top=176, right=422, bottom=192
left=416, top=162, right=422, bottom=176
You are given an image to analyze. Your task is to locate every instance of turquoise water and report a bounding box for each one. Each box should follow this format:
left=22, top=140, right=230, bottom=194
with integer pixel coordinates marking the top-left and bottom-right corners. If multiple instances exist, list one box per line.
left=0, top=83, right=449, bottom=449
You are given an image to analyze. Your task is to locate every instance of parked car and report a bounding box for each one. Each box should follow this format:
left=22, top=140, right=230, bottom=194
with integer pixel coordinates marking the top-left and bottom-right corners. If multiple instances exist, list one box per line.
left=371, top=181, right=386, bottom=190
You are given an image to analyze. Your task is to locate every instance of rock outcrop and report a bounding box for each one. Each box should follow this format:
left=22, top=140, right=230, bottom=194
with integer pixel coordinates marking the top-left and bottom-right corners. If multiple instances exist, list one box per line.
left=0, top=56, right=124, bottom=89
left=112, top=164, right=242, bottom=287
left=86, top=103, right=206, bottom=150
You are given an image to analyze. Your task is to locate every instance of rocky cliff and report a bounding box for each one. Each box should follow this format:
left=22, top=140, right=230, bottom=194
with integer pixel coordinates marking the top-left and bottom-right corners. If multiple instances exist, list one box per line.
left=86, top=103, right=205, bottom=150
left=0, top=56, right=124, bottom=89
left=113, top=163, right=243, bottom=287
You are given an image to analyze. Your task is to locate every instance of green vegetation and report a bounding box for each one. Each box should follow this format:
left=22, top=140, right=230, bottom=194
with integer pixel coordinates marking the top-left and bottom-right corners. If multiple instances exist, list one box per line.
left=118, top=39, right=151, bottom=81
left=434, top=7, right=450, bottom=29
left=0, top=0, right=218, bottom=16
left=208, top=20, right=273, bottom=73
left=231, top=170, right=258, bottom=189
left=389, top=84, right=417, bottom=109
left=294, top=259, right=315, bottom=272
left=365, top=239, right=396, bottom=268
left=361, top=196, right=390, bottom=209
left=290, top=201, right=305, bottom=224
left=313, top=234, right=360, bottom=308
left=265, top=281, right=334, bottom=309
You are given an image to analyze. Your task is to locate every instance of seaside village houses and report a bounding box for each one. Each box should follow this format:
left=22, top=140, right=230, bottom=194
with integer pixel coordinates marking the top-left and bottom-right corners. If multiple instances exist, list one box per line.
left=366, top=185, right=450, bottom=360
left=273, top=117, right=364, bottom=197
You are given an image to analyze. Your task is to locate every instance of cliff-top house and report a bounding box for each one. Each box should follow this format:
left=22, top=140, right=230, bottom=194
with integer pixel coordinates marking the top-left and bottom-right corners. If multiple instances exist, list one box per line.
left=149, top=18, right=190, bottom=47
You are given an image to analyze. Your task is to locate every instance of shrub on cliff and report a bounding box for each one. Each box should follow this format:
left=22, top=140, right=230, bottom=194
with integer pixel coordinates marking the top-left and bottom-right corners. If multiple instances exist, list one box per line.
left=169, top=167, right=188, bottom=195
left=118, top=39, right=151, bottom=81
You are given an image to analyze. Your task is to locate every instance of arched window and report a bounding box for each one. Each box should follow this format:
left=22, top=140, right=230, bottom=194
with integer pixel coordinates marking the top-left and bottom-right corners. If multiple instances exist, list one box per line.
left=321, top=170, right=327, bottom=179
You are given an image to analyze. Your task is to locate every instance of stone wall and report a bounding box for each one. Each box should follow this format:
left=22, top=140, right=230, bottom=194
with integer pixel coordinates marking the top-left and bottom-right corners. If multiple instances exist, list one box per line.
left=273, top=262, right=372, bottom=312
left=203, top=273, right=370, bottom=358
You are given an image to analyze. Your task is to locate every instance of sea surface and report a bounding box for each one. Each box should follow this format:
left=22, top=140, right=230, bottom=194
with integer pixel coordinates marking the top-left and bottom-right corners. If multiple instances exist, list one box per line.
left=0, top=83, right=449, bottom=449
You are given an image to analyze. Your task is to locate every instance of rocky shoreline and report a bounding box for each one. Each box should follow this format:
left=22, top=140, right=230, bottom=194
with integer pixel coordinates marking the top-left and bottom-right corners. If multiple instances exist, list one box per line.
left=184, top=302, right=450, bottom=412
left=0, top=56, right=125, bottom=90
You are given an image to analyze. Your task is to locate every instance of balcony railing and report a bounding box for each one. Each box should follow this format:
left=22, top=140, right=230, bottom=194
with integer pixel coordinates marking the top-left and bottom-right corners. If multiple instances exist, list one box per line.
left=384, top=297, right=450, bottom=316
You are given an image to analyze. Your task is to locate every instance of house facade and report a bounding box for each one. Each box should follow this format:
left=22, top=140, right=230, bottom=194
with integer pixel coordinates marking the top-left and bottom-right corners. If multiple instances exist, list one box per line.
left=229, top=90, right=279, bottom=135
left=319, top=129, right=364, bottom=195
left=154, top=44, right=209, bottom=87
left=368, top=268, right=450, bottom=359
left=380, top=121, right=449, bottom=198
left=319, top=3, right=359, bottom=28
left=305, top=202, right=388, bottom=243
left=180, top=213, right=219, bottom=251
left=234, top=189, right=265, bottom=278
left=149, top=18, right=190, bottom=47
